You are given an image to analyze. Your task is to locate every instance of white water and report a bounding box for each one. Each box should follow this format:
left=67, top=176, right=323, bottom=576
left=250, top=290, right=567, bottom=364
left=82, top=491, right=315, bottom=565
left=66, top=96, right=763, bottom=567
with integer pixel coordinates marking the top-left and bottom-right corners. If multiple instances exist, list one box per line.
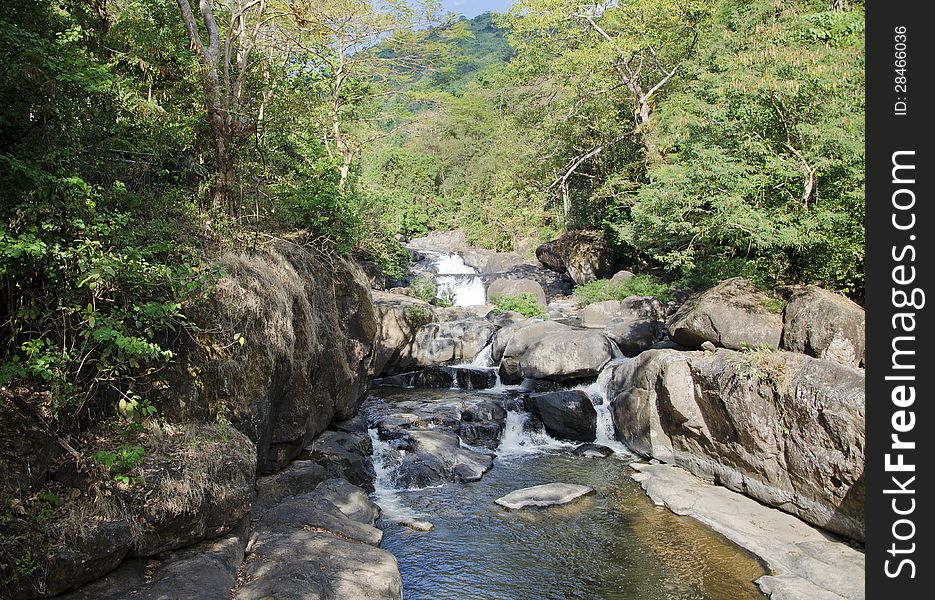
left=470, top=343, right=495, bottom=367
left=368, top=429, right=426, bottom=524
left=496, top=411, right=576, bottom=459
left=433, top=253, right=486, bottom=307
left=578, top=359, right=635, bottom=456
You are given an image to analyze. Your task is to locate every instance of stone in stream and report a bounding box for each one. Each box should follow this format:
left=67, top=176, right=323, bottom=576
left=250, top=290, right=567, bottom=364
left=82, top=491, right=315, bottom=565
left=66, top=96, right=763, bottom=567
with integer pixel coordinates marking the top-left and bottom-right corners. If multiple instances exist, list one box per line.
left=377, top=366, right=498, bottom=390
left=496, top=320, right=617, bottom=384
left=395, top=430, right=494, bottom=488
left=495, top=483, right=596, bottom=510
left=524, top=390, right=597, bottom=442
left=572, top=443, right=615, bottom=459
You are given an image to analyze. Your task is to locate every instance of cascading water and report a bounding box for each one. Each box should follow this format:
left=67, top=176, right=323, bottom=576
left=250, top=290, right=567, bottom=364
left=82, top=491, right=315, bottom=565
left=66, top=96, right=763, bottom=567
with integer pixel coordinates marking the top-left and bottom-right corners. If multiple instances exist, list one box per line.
left=496, top=410, right=576, bottom=458
left=368, top=429, right=430, bottom=528
left=433, top=253, right=486, bottom=307
left=470, top=343, right=495, bottom=368
left=580, top=358, right=636, bottom=456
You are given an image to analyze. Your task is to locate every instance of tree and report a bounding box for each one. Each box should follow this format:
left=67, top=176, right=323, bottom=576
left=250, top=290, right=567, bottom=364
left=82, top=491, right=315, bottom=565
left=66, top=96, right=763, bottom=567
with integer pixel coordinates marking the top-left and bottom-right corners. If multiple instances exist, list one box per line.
left=175, top=0, right=270, bottom=213
left=283, top=0, right=454, bottom=192
left=504, top=0, right=711, bottom=227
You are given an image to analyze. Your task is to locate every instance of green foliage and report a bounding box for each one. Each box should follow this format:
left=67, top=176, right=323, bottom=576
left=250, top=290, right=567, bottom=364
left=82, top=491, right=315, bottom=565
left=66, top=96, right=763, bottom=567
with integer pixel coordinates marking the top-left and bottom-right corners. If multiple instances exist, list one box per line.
left=574, top=275, right=672, bottom=305
left=409, top=276, right=438, bottom=303
left=621, top=1, right=865, bottom=295
left=93, top=444, right=145, bottom=486
left=405, top=305, right=434, bottom=328
left=492, top=294, right=546, bottom=318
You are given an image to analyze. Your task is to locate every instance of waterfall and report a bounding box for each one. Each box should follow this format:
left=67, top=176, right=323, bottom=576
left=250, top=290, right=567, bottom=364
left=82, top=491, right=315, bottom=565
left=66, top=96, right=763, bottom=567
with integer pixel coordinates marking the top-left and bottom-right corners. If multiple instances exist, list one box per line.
left=433, top=253, right=486, bottom=307
left=580, top=359, right=635, bottom=456
left=470, top=343, right=495, bottom=367
left=497, top=411, right=575, bottom=458
left=368, top=429, right=429, bottom=527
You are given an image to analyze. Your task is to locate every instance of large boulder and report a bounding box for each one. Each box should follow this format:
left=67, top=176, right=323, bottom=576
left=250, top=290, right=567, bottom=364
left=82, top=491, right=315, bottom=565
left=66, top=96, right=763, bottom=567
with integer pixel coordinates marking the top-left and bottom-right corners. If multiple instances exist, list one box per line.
left=495, top=483, right=595, bottom=510
left=605, top=348, right=865, bottom=541
left=397, top=318, right=496, bottom=371
left=498, top=321, right=617, bottom=383
left=371, top=292, right=436, bottom=377
left=524, top=390, right=597, bottom=442
left=483, top=252, right=526, bottom=274
left=487, top=278, right=547, bottom=308
left=581, top=297, right=664, bottom=329
left=162, top=243, right=378, bottom=473
left=482, top=264, right=573, bottom=301
left=535, top=230, right=620, bottom=285
left=781, top=285, right=865, bottom=367
left=667, top=278, right=782, bottom=351
left=394, top=430, right=494, bottom=488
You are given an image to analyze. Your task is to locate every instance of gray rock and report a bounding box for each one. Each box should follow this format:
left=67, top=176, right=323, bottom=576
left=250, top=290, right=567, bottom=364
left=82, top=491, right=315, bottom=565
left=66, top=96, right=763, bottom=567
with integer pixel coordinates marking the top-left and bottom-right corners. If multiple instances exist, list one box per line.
left=525, top=390, right=597, bottom=442
left=667, top=277, right=783, bottom=350
left=487, top=278, right=547, bottom=307
left=610, top=270, right=636, bottom=282
left=580, top=296, right=664, bottom=329
left=782, top=285, right=865, bottom=367
left=398, top=430, right=494, bottom=487
left=606, top=349, right=865, bottom=541
left=495, top=483, right=595, bottom=509
left=605, top=318, right=662, bottom=357
left=398, top=318, right=497, bottom=371
left=298, top=430, right=375, bottom=492
left=498, top=321, right=617, bottom=383
left=573, top=443, right=615, bottom=458
left=371, top=292, right=436, bottom=377
left=235, top=529, right=401, bottom=600
left=631, top=463, right=864, bottom=600
left=483, top=253, right=526, bottom=274
left=535, top=230, right=620, bottom=285
left=407, top=229, right=470, bottom=252
left=377, top=366, right=498, bottom=390
left=482, top=265, right=573, bottom=302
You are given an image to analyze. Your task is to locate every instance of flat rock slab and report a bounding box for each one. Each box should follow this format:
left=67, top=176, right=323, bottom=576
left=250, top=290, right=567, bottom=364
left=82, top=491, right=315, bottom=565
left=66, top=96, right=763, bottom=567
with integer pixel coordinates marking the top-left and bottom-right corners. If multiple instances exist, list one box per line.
left=630, top=463, right=864, bottom=600
left=495, top=483, right=595, bottom=510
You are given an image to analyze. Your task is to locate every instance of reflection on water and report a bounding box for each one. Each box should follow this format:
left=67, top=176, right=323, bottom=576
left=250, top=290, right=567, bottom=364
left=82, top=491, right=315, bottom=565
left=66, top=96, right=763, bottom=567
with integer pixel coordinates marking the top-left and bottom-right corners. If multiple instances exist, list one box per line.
left=377, top=448, right=766, bottom=600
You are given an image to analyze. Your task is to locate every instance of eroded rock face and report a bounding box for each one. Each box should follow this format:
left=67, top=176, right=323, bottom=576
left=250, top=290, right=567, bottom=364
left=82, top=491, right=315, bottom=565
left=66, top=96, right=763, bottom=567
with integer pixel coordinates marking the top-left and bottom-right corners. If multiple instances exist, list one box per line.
left=161, top=243, right=378, bottom=473
left=605, top=349, right=865, bottom=541
left=524, top=391, right=597, bottom=442
left=497, top=321, right=617, bottom=383
left=535, top=230, right=620, bottom=285
left=667, top=278, right=782, bottom=351
left=781, top=285, right=865, bottom=367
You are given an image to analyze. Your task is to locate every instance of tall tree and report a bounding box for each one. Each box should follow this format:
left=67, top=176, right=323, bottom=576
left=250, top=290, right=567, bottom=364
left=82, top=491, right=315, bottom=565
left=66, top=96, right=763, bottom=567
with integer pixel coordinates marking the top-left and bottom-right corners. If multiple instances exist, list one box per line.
left=176, top=0, right=269, bottom=213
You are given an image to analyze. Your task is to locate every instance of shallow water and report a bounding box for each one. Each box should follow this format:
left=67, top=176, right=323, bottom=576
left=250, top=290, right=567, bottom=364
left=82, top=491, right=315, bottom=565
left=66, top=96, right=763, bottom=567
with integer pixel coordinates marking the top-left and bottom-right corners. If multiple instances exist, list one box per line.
left=369, top=389, right=767, bottom=600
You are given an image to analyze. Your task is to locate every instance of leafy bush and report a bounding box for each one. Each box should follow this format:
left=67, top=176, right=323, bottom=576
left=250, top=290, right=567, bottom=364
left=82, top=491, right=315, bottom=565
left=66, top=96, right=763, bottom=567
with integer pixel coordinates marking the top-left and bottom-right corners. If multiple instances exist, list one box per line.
left=93, top=444, right=145, bottom=485
left=573, top=275, right=672, bottom=305
left=492, top=293, right=546, bottom=318
left=405, top=305, right=434, bottom=328
left=409, top=276, right=437, bottom=303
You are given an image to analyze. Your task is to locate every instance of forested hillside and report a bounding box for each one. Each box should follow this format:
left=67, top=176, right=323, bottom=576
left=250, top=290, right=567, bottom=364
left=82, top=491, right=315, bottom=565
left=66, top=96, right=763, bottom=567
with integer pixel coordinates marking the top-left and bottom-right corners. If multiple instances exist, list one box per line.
left=1, top=1, right=864, bottom=591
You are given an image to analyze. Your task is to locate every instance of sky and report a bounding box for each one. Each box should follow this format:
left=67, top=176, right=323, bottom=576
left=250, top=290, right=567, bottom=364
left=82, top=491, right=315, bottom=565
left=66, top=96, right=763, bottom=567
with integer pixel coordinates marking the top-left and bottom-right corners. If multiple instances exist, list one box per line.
left=442, top=0, right=516, bottom=18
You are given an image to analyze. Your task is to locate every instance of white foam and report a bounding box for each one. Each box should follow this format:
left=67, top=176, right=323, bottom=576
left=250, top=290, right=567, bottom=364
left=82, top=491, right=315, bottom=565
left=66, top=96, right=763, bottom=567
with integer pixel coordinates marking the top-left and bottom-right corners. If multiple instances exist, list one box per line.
left=496, top=411, right=576, bottom=459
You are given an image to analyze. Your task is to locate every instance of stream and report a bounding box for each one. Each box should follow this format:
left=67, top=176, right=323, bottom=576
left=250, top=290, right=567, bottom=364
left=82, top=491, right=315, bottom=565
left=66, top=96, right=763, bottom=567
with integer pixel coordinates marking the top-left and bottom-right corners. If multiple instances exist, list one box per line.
left=366, top=385, right=768, bottom=600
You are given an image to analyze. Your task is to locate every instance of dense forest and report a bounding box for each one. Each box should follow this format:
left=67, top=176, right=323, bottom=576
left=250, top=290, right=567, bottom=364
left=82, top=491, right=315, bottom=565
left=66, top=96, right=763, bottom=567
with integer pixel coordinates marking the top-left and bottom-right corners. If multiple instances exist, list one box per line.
left=1, top=0, right=864, bottom=589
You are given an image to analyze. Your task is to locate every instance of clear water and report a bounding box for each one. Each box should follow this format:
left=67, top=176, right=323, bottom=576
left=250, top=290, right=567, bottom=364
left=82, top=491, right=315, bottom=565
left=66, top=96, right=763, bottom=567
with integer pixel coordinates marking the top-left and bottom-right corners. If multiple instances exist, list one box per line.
left=369, top=389, right=767, bottom=600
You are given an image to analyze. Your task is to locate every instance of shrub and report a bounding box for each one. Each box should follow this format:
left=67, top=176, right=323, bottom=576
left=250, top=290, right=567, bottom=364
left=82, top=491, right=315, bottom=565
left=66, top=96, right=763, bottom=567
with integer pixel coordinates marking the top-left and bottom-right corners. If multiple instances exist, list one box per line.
left=573, top=275, right=672, bottom=305
left=492, top=293, right=545, bottom=318
left=409, top=276, right=437, bottom=303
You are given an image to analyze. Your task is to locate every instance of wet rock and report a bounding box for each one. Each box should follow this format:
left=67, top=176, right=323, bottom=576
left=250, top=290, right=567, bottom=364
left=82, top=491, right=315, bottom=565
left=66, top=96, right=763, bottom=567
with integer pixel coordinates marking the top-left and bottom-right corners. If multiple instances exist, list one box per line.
left=781, top=285, right=865, bottom=367
left=667, top=278, right=783, bottom=351
left=459, top=399, right=508, bottom=449
left=377, top=366, right=498, bottom=390
left=573, top=443, right=615, bottom=458
left=396, top=430, right=494, bottom=488
left=487, top=278, right=547, bottom=307
left=495, top=483, right=595, bottom=510
left=525, top=390, right=597, bottom=442
left=299, top=430, right=375, bottom=492
left=606, top=349, right=865, bottom=541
